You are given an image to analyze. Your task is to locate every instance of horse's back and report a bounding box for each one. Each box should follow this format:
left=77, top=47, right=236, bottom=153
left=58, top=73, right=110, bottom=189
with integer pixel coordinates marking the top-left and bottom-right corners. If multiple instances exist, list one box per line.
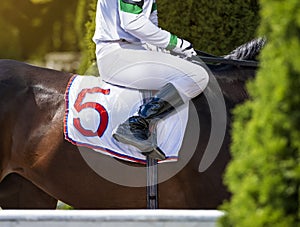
left=0, top=59, right=71, bottom=90
left=0, top=60, right=28, bottom=94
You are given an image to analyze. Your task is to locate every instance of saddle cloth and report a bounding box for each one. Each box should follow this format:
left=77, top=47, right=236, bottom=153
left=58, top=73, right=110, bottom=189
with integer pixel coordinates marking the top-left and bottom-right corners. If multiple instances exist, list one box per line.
left=64, top=75, right=189, bottom=164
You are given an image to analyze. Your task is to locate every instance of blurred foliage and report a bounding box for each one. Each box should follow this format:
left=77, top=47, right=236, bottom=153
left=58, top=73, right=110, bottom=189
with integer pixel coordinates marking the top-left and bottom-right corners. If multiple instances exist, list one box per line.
left=56, top=201, right=74, bottom=210
left=76, top=0, right=97, bottom=74
left=0, top=0, right=79, bottom=60
left=0, top=18, right=21, bottom=59
left=220, top=0, right=300, bottom=226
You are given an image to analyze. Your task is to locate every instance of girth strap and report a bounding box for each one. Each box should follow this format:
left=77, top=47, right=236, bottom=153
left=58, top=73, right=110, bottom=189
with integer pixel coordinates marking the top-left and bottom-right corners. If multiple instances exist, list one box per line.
left=143, top=90, right=159, bottom=209
left=146, top=157, right=158, bottom=209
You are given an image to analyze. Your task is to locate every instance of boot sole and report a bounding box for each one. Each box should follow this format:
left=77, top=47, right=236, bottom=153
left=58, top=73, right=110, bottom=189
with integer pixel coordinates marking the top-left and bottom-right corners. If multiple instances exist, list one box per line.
left=112, top=133, right=166, bottom=161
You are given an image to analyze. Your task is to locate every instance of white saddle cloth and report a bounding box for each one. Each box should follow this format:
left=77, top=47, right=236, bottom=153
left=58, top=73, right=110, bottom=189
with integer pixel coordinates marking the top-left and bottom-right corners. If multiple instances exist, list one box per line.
left=64, top=75, right=189, bottom=164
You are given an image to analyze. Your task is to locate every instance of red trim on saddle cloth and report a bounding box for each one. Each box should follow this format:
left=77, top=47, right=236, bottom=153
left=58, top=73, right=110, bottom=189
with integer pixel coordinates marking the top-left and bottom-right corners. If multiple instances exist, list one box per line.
left=64, top=74, right=77, bottom=140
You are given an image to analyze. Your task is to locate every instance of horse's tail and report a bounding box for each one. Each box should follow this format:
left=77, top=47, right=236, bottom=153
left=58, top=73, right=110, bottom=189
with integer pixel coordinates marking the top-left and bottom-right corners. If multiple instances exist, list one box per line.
left=224, top=37, right=266, bottom=61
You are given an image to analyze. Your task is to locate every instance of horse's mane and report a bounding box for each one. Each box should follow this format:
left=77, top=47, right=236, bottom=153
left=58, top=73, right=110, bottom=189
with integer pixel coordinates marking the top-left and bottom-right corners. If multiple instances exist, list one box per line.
left=223, top=37, right=266, bottom=61
left=208, top=38, right=266, bottom=105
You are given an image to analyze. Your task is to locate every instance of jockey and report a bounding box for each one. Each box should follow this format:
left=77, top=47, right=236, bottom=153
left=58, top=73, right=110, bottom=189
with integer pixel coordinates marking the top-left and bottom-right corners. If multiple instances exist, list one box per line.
left=93, top=0, right=209, bottom=160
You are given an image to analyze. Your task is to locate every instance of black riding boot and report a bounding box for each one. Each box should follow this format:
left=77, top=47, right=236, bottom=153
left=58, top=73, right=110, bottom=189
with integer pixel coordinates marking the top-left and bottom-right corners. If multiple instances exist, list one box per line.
left=113, top=83, right=184, bottom=160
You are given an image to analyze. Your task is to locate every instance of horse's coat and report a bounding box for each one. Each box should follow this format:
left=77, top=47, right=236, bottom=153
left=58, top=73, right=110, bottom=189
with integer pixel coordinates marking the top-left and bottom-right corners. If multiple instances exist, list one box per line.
left=0, top=39, right=263, bottom=209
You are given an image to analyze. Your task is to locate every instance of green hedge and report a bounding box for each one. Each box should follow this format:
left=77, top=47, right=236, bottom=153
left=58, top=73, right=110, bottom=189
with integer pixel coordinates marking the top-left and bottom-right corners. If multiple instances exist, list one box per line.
left=220, top=1, right=300, bottom=226
left=159, top=0, right=260, bottom=55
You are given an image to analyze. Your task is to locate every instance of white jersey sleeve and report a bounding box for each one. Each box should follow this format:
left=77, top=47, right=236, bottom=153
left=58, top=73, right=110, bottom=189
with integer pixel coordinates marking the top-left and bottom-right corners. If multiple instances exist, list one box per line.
left=119, top=0, right=176, bottom=49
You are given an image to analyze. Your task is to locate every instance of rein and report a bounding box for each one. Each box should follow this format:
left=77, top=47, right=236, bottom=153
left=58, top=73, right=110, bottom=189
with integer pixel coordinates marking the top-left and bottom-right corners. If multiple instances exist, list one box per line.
left=195, top=50, right=259, bottom=68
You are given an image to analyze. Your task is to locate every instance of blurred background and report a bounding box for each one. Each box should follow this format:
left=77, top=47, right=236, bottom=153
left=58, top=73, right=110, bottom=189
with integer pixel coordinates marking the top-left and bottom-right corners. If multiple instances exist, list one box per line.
left=0, top=0, right=260, bottom=73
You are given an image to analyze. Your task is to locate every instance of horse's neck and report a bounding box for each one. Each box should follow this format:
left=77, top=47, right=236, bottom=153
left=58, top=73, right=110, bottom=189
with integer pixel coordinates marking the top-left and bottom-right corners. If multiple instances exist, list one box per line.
left=212, top=65, right=256, bottom=104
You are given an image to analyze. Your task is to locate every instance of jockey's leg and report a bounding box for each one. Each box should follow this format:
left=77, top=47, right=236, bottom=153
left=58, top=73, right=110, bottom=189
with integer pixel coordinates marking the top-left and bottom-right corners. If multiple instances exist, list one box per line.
left=113, top=83, right=183, bottom=160
left=96, top=43, right=209, bottom=98
left=97, top=43, right=209, bottom=159
left=139, top=83, right=183, bottom=120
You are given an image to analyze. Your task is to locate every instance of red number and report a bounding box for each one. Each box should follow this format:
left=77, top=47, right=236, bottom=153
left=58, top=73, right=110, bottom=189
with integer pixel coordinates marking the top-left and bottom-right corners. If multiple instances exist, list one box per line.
left=73, top=87, right=110, bottom=137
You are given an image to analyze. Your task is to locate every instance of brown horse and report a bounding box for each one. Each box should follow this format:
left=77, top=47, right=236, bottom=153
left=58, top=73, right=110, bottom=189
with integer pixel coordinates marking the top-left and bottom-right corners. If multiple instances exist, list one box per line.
left=0, top=39, right=264, bottom=209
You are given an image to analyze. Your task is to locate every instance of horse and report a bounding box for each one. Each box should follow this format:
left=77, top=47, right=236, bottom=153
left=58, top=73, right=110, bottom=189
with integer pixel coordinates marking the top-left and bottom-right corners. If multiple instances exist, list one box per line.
left=0, top=38, right=264, bottom=209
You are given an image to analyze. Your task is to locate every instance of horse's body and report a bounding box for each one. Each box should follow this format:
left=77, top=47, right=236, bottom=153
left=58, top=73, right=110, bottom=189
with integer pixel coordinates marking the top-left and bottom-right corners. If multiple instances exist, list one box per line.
left=0, top=39, right=262, bottom=209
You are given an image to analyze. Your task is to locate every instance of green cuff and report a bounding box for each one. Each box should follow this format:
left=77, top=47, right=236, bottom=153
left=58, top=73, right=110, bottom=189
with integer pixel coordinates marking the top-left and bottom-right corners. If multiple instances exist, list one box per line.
left=151, top=2, right=157, bottom=12
left=166, top=34, right=178, bottom=50
left=120, top=0, right=143, bottom=14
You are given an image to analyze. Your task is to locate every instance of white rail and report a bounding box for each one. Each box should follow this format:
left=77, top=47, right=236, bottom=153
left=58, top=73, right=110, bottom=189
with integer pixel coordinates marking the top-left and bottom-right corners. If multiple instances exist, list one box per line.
left=0, top=209, right=224, bottom=227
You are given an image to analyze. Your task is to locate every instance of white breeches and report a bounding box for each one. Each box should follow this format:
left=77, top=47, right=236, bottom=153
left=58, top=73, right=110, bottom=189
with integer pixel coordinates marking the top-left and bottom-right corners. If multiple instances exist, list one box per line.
left=96, top=42, right=209, bottom=102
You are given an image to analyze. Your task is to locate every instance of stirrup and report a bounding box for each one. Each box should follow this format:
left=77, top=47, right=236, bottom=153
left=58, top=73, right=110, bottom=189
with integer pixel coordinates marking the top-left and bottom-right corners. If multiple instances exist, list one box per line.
left=142, top=147, right=166, bottom=160
left=112, top=119, right=166, bottom=160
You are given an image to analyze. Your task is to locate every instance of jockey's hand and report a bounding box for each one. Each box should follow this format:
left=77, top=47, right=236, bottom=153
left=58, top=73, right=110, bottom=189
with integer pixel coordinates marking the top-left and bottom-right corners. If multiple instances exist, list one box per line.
left=172, top=38, right=196, bottom=58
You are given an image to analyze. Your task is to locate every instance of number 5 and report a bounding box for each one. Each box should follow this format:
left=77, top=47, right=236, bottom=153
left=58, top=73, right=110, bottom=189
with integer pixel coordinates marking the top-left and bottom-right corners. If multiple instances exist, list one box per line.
left=73, top=87, right=110, bottom=137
